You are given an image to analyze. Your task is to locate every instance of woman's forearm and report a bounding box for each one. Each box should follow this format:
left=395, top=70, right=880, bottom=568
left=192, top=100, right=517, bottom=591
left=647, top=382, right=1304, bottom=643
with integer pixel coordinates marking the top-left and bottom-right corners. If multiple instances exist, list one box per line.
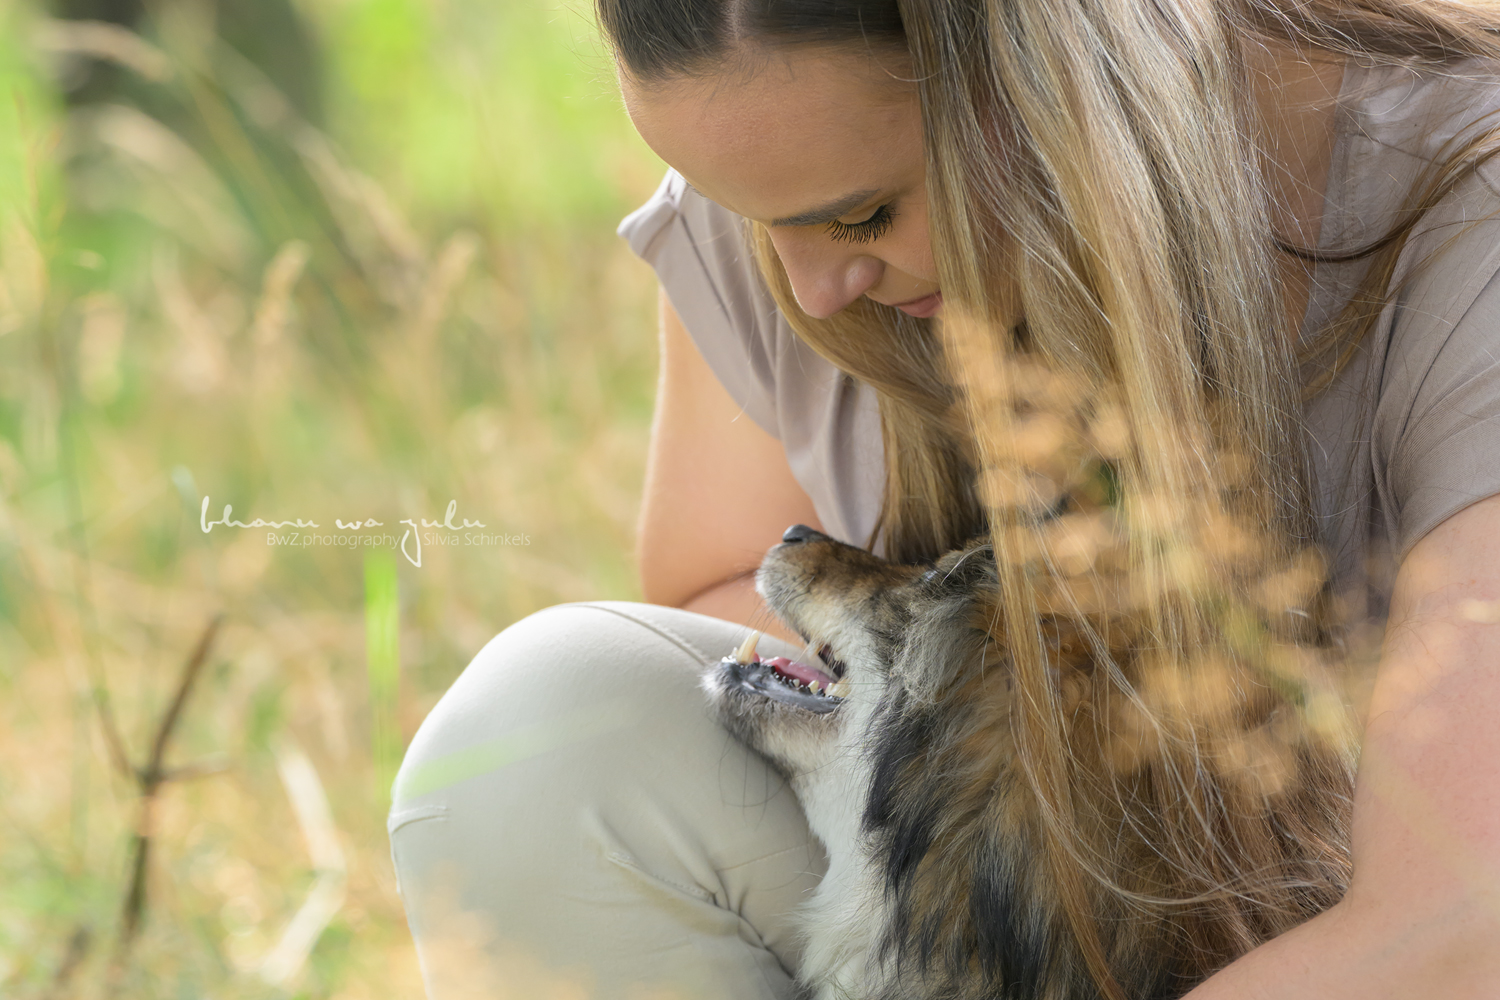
left=1185, top=494, right=1500, bottom=998
left=1181, top=888, right=1499, bottom=999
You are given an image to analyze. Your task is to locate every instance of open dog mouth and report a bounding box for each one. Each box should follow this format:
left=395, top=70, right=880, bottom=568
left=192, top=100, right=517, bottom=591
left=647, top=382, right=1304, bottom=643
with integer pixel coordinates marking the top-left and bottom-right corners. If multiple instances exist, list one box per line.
left=718, top=632, right=850, bottom=715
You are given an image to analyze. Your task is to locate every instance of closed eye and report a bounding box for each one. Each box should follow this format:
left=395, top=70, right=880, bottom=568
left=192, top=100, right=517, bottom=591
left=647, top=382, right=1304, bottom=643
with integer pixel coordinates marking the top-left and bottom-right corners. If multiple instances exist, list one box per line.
left=827, top=204, right=896, bottom=245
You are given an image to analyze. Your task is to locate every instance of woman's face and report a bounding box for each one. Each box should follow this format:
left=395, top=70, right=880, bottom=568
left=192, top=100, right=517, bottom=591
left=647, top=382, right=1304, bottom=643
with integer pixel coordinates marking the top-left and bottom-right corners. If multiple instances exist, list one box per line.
left=620, top=46, right=940, bottom=320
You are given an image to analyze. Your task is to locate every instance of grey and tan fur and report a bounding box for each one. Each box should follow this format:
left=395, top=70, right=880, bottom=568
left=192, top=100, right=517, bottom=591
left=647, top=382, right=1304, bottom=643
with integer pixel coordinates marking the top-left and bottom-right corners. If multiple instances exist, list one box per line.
left=705, top=525, right=1353, bottom=1000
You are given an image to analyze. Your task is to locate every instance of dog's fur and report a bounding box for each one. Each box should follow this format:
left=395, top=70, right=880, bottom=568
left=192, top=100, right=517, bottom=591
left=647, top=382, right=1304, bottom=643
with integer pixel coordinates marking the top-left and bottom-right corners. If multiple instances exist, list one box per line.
left=705, top=527, right=1353, bottom=1000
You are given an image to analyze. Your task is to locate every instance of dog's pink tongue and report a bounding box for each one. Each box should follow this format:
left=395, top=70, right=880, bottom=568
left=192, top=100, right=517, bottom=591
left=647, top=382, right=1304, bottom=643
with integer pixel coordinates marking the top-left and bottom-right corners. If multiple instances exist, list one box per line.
left=763, top=656, right=836, bottom=688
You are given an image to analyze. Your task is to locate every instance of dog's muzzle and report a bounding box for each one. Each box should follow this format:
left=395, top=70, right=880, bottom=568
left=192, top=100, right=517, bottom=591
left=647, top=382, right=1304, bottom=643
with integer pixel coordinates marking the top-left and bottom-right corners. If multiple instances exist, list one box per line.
left=717, top=632, right=848, bottom=715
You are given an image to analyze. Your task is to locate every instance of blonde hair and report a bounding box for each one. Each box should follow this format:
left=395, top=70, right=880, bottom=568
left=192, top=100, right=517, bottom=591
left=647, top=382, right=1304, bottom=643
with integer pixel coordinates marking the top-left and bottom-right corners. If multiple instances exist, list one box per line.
left=747, top=1, right=1500, bottom=994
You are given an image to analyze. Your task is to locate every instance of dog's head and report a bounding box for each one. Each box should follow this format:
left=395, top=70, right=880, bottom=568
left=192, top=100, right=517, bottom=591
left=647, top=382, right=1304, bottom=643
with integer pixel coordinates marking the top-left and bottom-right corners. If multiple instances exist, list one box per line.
left=705, top=526, right=1010, bottom=770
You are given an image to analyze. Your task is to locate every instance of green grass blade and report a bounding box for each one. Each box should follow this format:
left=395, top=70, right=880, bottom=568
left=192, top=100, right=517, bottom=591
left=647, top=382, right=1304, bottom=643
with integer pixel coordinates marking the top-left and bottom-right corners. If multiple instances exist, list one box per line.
left=363, top=549, right=400, bottom=804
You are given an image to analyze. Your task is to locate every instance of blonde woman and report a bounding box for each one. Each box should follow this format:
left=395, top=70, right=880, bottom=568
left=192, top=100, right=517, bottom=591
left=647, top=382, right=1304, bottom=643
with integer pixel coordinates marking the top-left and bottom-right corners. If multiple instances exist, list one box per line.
left=388, top=1, right=1500, bottom=997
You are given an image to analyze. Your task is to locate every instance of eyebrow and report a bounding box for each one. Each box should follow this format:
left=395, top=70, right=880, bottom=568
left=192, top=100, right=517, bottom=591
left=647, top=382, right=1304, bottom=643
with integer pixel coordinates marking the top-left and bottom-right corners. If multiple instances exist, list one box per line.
left=768, top=189, right=882, bottom=228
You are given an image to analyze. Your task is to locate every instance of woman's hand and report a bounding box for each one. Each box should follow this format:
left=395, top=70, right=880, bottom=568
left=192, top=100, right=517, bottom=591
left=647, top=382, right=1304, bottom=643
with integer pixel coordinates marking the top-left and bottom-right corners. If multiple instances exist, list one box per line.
left=1184, top=493, right=1500, bottom=998
left=636, top=286, right=822, bottom=647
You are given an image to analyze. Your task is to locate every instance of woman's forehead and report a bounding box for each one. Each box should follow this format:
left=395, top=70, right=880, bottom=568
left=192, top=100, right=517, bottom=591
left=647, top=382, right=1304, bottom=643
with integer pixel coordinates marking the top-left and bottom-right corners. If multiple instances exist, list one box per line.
left=619, top=46, right=922, bottom=224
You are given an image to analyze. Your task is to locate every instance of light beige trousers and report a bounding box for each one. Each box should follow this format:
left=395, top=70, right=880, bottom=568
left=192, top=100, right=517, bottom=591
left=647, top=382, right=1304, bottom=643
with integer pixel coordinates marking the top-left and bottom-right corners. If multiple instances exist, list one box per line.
left=388, top=601, right=827, bottom=1000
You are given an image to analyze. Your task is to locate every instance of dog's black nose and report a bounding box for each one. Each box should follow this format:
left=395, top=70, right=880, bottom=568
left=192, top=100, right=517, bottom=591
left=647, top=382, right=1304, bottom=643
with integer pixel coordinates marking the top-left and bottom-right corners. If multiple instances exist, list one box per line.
left=781, top=524, right=827, bottom=544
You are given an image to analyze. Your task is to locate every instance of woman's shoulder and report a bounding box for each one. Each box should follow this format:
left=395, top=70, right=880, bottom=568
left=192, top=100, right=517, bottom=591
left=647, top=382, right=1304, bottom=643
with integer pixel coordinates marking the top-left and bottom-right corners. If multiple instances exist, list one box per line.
left=616, top=168, right=687, bottom=257
left=617, top=169, right=762, bottom=283
left=1333, top=58, right=1500, bottom=563
left=615, top=169, right=887, bottom=550
left=617, top=169, right=786, bottom=435
left=1323, top=56, right=1500, bottom=322
left=1340, top=56, right=1500, bottom=174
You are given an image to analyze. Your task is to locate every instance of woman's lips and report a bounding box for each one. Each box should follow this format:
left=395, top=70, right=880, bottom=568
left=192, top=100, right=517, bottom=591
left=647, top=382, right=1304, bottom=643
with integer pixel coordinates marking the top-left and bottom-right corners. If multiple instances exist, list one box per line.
left=889, top=291, right=943, bottom=318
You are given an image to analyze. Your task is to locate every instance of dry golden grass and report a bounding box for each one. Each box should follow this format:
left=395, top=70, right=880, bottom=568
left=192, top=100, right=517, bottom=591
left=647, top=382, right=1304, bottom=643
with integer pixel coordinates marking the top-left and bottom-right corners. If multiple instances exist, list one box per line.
left=0, top=1, right=665, bottom=995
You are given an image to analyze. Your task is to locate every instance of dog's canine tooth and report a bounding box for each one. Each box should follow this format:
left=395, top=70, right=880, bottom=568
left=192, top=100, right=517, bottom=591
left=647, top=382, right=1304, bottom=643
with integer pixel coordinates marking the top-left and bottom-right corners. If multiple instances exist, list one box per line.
left=809, top=679, right=822, bottom=694
left=827, top=677, right=850, bottom=698
left=734, top=631, right=761, bottom=664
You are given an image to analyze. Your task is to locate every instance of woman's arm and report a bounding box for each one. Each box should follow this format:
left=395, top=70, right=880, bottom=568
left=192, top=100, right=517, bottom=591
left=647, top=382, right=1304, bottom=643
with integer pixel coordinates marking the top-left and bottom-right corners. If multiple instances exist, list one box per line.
left=637, top=286, right=823, bottom=647
left=1184, top=493, right=1500, bottom=998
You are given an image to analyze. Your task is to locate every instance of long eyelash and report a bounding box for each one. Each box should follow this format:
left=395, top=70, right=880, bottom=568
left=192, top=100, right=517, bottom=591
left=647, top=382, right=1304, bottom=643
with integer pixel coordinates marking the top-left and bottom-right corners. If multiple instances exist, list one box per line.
left=826, top=204, right=896, bottom=245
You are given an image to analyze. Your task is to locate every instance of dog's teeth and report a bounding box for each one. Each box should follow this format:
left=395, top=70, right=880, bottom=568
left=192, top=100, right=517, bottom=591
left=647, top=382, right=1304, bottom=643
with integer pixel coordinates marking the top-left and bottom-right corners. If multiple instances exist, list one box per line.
left=809, top=680, right=821, bottom=694
left=733, top=632, right=761, bottom=664
left=828, top=677, right=850, bottom=698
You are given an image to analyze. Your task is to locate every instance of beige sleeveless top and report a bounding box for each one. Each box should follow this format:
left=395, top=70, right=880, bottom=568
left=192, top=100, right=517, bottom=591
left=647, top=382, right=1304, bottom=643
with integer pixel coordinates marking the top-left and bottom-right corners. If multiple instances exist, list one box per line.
left=618, top=58, right=1500, bottom=607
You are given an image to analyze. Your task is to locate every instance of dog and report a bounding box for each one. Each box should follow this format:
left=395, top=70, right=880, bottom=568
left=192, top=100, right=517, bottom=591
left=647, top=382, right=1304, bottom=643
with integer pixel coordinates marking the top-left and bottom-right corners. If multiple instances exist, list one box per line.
left=704, top=523, right=1353, bottom=1000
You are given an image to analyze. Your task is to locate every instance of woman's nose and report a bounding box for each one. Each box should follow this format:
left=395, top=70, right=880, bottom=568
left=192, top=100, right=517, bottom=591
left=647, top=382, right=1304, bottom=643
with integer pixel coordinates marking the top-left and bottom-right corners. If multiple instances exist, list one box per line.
left=773, top=239, right=884, bottom=319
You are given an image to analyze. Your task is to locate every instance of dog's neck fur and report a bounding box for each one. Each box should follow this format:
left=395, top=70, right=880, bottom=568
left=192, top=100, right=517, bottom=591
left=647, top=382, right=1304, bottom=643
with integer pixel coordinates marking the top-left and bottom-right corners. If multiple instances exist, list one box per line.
left=787, top=695, right=892, bottom=997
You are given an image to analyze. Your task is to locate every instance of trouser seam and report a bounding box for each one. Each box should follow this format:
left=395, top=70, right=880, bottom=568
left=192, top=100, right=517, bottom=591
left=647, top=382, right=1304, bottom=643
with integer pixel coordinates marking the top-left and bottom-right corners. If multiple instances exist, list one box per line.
left=549, top=601, right=718, bottom=666
left=606, top=849, right=717, bottom=904
left=388, top=804, right=449, bottom=835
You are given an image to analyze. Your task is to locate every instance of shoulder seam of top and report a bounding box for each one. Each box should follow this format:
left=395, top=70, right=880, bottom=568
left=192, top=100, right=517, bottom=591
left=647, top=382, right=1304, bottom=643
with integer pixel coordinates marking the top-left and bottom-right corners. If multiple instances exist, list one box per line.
left=674, top=203, right=741, bottom=357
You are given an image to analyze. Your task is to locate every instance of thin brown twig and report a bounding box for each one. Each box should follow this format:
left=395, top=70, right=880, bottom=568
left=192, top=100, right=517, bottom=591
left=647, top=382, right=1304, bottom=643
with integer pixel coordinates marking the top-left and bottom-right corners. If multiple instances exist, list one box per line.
left=110, top=613, right=226, bottom=983
left=140, top=615, right=224, bottom=790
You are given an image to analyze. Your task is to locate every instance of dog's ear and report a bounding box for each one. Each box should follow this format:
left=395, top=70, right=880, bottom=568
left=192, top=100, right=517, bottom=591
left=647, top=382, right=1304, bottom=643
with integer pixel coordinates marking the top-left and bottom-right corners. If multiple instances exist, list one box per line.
left=890, top=546, right=1001, bottom=704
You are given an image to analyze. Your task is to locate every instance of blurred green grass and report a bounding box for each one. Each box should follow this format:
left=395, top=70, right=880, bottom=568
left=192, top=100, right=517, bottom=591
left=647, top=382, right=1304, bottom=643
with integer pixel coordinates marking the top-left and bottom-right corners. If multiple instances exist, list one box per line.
left=0, top=0, right=666, bottom=995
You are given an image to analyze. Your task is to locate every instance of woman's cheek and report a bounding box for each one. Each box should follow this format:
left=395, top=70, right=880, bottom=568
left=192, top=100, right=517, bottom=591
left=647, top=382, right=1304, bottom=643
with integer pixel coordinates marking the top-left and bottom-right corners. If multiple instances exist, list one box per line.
left=895, top=205, right=939, bottom=284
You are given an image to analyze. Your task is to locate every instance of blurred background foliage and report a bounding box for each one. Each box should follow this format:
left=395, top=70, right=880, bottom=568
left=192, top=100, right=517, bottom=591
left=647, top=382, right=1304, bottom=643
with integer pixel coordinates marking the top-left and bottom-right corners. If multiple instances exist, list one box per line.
left=0, top=0, right=666, bottom=994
